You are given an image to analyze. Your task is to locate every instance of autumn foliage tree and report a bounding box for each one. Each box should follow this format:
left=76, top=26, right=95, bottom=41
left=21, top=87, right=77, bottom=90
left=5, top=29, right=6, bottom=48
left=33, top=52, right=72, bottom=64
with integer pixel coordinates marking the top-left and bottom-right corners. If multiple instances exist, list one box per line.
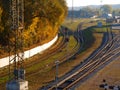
left=0, top=0, right=68, bottom=55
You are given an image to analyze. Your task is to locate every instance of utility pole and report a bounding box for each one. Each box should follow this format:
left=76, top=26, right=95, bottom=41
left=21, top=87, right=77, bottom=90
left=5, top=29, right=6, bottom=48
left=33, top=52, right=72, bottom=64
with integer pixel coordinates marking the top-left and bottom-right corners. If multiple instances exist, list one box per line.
left=71, top=0, right=74, bottom=23
left=6, top=0, right=28, bottom=90
left=100, top=0, right=103, bottom=17
left=55, top=60, right=59, bottom=90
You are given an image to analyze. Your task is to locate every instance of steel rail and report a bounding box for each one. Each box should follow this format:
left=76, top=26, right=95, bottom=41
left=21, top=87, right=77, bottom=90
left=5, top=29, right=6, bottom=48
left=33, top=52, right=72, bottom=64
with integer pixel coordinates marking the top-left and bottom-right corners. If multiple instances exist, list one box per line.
left=47, top=24, right=113, bottom=90
left=46, top=26, right=83, bottom=90
left=66, top=50, right=120, bottom=90
left=60, top=36, right=120, bottom=89
left=49, top=33, right=117, bottom=89
left=0, top=28, right=67, bottom=77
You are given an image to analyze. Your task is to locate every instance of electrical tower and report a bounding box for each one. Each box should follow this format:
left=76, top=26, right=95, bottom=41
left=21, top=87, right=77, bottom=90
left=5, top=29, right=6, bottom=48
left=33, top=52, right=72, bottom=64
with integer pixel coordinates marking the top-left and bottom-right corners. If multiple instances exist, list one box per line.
left=6, top=0, right=28, bottom=90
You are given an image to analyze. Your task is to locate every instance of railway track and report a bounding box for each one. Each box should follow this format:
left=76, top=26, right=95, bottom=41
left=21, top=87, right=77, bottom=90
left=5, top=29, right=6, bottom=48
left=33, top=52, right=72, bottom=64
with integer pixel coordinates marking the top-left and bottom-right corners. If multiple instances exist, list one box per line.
left=49, top=33, right=120, bottom=90
left=38, top=23, right=118, bottom=90
left=56, top=25, right=83, bottom=65
left=25, top=28, right=80, bottom=76
left=65, top=44, right=120, bottom=90
left=0, top=27, right=69, bottom=77
left=45, top=23, right=120, bottom=90
left=25, top=28, right=68, bottom=68
left=0, top=26, right=81, bottom=90
left=0, top=27, right=82, bottom=90
left=39, top=25, right=84, bottom=90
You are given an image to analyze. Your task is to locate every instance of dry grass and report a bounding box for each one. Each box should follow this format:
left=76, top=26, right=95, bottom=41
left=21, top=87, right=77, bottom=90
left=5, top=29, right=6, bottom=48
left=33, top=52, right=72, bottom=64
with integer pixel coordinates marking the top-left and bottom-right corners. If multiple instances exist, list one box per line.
left=77, top=58, right=120, bottom=90
left=77, top=31, right=120, bottom=90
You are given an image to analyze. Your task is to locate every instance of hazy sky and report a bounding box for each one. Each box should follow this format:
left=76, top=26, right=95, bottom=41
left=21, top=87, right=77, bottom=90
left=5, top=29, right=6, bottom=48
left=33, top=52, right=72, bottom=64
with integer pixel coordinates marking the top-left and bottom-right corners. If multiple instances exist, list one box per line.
left=66, top=0, right=120, bottom=7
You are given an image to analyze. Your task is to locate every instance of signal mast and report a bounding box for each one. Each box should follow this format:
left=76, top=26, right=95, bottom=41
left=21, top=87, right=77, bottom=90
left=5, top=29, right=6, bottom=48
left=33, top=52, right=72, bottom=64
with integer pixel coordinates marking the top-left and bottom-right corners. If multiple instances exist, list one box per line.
left=6, top=0, right=28, bottom=90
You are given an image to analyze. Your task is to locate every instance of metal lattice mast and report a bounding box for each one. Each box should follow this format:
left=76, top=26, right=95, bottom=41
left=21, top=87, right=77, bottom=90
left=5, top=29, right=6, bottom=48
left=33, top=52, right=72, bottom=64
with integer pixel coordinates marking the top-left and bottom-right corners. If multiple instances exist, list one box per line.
left=6, top=1, right=28, bottom=90
left=9, top=0, right=24, bottom=80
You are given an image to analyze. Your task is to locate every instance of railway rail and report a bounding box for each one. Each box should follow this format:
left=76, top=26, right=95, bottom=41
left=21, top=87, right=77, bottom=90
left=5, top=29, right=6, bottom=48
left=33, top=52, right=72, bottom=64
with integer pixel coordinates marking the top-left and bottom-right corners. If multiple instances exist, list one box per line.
left=56, top=25, right=83, bottom=65
left=0, top=26, right=81, bottom=90
left=46, top=23, right=120, bottom=90
left=0, top=27, right=69, bottom=77
left=25, top=27, right=68, bottom=68
left=39, top=24, right=84, bottom=90
left=25, top=27, right=80, bottom=77
left=38, top=23, right=117, bottom=90
left=49, top=34, right=120, bottom=90
left=65, top=44, right=120, bottom=90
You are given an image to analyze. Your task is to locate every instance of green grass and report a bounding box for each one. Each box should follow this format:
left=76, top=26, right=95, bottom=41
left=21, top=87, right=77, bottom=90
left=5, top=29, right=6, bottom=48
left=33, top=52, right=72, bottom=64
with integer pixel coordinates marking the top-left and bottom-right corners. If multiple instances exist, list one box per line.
left=62, top=18, right=97, bottom=31
left=92, top=25, right=110, bottom=32
left=0, top=75, right=9, bottom=84
left=63, top=18, right=109, bottom=54
left=26, top=36, right=77, bottom=73
left=66, top=36, right=78, bottom=50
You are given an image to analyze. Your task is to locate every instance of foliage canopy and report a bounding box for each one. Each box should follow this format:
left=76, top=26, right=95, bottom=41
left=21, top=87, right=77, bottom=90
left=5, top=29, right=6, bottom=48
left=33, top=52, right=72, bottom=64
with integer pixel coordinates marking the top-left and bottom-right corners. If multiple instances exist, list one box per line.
left=0, top=0, right=68, bottom=55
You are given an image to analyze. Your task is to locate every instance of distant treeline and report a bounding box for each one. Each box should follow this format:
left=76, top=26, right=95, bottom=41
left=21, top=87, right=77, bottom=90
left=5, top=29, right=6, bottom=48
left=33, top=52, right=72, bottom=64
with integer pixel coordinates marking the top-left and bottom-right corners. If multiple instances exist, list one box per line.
left=68, top=5, right=120, bottom=18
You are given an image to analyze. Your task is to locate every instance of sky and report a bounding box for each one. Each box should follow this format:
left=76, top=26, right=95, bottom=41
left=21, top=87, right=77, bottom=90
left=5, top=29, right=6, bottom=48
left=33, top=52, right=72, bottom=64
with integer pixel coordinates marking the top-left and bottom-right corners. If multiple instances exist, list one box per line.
left=66, top=0, right=120, bottom=7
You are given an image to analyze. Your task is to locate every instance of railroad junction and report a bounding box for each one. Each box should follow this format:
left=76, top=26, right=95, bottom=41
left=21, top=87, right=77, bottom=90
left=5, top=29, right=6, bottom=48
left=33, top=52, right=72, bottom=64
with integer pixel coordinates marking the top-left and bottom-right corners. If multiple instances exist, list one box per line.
left=43, top=24, right=120, bottom=90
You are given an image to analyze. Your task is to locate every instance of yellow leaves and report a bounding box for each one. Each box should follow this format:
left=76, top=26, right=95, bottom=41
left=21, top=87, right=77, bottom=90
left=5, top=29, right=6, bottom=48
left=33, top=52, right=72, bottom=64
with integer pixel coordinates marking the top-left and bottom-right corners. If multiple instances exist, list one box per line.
left=0, top=7, right=3, bottom=32
left=29, top=17, right=39, bottom=32
left=23, top=0, right=68, bottom=45
left=0, top=7, right=3, bottom=20
left=0, top=7, right=2, bottom=13
left=0, top=0, right=68, bottom=56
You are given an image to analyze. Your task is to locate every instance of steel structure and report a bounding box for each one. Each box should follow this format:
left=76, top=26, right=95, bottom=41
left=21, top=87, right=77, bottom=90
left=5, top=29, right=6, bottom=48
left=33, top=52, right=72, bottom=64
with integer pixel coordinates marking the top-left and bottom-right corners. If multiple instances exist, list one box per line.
left=6, top=0, right=28, bottom=90
left=9, top=0, right=25, bottom=80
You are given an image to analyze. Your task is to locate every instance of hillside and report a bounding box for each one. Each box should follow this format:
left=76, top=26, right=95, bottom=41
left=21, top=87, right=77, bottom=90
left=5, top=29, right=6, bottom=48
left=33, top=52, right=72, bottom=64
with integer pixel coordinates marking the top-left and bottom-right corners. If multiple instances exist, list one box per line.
left=0, top=0, right=68, bottom=56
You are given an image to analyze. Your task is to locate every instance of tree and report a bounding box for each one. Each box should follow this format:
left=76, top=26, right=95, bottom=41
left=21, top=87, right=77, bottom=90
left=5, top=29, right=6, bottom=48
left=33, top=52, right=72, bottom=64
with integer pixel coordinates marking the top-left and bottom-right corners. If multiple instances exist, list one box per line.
left=112, top=9, right=120, bottom=16
left=0, top=0, right=68, bottom=50
left=101, top=5, right=112, bottom=14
